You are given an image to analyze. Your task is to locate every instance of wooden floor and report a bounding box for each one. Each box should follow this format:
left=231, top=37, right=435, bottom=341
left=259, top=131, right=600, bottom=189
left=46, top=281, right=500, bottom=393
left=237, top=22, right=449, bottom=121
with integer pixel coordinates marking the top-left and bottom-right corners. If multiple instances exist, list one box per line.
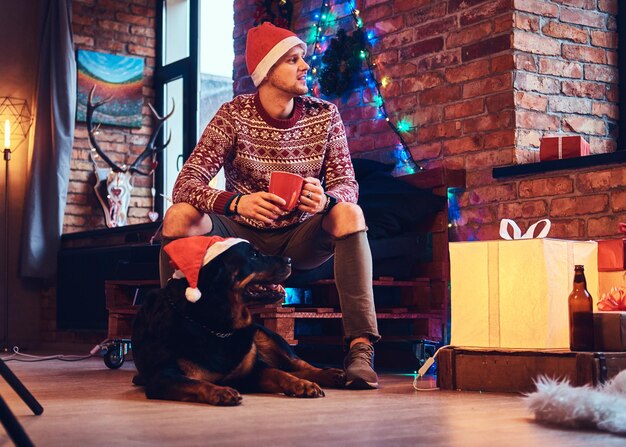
left=0, top=356, right=623, bottom=447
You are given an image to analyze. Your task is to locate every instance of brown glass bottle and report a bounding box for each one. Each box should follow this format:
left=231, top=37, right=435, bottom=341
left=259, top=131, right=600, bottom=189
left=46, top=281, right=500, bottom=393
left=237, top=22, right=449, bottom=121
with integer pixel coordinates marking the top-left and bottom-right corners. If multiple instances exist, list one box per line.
left=568, top=265, right=594, bottom=351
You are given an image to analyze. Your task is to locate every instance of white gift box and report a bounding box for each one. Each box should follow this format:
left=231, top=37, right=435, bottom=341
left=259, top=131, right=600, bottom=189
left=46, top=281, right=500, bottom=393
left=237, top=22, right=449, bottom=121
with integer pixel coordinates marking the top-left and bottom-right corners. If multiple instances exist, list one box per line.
left=449, top=237, right=598, bottom=349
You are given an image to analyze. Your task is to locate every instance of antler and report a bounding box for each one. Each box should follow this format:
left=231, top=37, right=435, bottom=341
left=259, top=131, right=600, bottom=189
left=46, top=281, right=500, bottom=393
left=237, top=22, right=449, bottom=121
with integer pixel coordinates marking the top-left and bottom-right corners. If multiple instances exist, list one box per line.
left=128, top=99, right=175, bottom=175
left=86, top=85, right=124, bottom=173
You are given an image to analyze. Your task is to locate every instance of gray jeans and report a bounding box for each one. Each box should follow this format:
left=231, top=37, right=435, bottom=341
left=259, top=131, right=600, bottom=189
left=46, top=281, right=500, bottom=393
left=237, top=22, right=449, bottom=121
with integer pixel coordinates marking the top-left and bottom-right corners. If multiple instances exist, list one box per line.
left=160, top=213, right=380, bottom=343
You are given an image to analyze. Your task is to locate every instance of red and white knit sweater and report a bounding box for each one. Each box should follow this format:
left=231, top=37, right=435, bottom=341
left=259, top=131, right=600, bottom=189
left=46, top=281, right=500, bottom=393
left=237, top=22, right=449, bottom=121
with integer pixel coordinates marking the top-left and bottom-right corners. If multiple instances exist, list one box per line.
left=172, top=93, right=358, bottom=229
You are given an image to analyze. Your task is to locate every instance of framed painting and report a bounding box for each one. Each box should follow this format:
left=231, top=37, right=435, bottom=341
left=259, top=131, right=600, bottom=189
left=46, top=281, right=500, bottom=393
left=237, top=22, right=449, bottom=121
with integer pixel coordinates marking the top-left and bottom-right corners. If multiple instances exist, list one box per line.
left=76, top=49, right=144, bottom=128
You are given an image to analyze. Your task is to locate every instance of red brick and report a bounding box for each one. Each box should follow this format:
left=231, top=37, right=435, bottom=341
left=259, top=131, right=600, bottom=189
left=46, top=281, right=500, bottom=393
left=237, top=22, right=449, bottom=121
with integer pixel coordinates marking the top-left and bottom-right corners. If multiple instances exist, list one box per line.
left=405, top=3, right=447, bottom=27
left=374, top=16, right=405, bottom=35
left=515, top=53, right=537, bottom=71
left=402, top=73, right=444, bottom=93
left=590, top=30, right=618, bottom=49
left=459, top=0, right=511, bottom=26
left=393, top=0, right=435, bottom=13
left=577, top=169, right=626, bottom=192
left=592, top=102, right=619, bottom=120
left=463, top=73, right=512, bottom=99
left=459, top=206, right=498, bottom=225
left=416, top=51, right=460, bottom=71
left=515, top=92, right=548, bottom=111
left=417, top=121, right=462, bottom=143
left=462, top=34, right=511, bottom=62
left=598, top=0, right=618, bottom=14
left=560, top=7, right=607, bottom=28
left=549, top=96, right=591, bottom=114
left=542, top=21, right=588, bottom=43
left=442, top=135, right=483, bottom=155
left=414, top=17, right=457, bottom=40
left=399, top=37, right=444, bottom=59
left=362, top=4, right=393, bottom=23
left=517, top=111, right=560, bottom=131
left=562, top=115, right=606, bottom=135
left=498, top=200, right=548, bottom=219
left=588, top=215, right=626, bottom=238
left=491, top=54, right=515, bottom=73
left=548, top=219, right=585, bottom=239
left=551, top=0, right=595, bottom=8
left=379, top=29, right=414, bottom=49
left=584, top=65, right=618, bottom=83
left=384, top=63, right=417, bottom=78
left=562, top=44, right=606, bottom=63
left=550, top=195, right=608, bottom=217
left=445, top=60, right=490, bottom=84
left=611, top=191, right=626, bottom=212
left=514, top=0, right=559, bottom=17
left=410, top=141, right=442, bottom=161
left=419, top=84, right=462, bottom=106
left=514, top=13, right=540, bottom=32
left=486, top=92, right=514, bottom=112
left=444, top=98, right=485, bottom=120
left=514, top=30, right=561, bottom=55
left=515, top=72, right=560, bottom=94
left=448, top=0, right=493, bottom=13
left=447, top=21, right=492, bottom=48
left=469, top=183, right=517, bottom=205
left=519, top=177, right=574, bottom=198
left=463, top=111, right=514, bottom=134
left=538, top=58, right=582, bottom=78
left=465, top=148, right=516, bottom=169
left=484, top=130, right=516, bottom=149
left=562, top=81, right=606, bottom=99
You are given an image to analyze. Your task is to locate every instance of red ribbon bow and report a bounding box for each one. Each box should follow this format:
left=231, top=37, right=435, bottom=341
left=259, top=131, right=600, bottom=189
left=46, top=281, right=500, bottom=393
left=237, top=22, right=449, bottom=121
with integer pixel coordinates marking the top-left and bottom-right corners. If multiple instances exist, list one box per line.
left=598, top=286, right=626, bottom=311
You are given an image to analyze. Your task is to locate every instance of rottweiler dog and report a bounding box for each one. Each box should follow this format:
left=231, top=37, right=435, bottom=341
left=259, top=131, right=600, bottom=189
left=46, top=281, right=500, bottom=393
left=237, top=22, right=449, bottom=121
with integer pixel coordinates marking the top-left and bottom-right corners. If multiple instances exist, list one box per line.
left=132, top=237, right=345, bottom=406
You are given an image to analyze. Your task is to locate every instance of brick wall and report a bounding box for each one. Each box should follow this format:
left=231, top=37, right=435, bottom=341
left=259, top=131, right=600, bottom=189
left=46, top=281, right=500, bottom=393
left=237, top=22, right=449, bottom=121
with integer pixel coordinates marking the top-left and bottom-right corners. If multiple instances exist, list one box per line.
left=233, top=0, right=624, bottom=242
left=66, top=0, right=157, bottom=233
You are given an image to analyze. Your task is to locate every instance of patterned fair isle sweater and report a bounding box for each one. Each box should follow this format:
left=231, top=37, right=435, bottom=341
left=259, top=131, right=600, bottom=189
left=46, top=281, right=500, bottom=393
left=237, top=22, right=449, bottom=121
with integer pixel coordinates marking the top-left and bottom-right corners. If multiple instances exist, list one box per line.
left=172, top=93, right=358, bottom=229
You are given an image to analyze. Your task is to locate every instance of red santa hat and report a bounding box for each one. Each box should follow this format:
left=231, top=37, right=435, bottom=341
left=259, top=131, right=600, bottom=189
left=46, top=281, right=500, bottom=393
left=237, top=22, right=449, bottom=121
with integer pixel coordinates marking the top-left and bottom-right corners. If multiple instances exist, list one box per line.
left=246, top=22, right=307, bottom=87
left=164, top=236, right=249, bottom=303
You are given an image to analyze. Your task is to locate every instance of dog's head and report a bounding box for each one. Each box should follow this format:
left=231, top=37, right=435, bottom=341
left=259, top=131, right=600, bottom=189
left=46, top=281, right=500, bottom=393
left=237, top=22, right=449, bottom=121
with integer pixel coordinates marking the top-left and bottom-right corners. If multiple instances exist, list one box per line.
left=197, top=240, right=292, bottom=306
left=165, top=236, right=291, bottom=308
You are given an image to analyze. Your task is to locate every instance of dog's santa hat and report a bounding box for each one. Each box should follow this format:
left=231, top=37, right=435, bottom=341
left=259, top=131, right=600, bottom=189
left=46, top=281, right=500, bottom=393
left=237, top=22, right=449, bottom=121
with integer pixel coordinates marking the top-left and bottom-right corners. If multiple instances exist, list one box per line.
left=246, top=22, right=307, bottom=87
left=164, top=236, right=248, bottom=303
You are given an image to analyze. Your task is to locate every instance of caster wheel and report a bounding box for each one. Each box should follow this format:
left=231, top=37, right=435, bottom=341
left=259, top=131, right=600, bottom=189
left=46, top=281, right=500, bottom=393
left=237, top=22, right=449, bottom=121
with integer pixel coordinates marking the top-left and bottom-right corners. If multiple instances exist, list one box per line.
left=104, top=345, right=125, bottom=369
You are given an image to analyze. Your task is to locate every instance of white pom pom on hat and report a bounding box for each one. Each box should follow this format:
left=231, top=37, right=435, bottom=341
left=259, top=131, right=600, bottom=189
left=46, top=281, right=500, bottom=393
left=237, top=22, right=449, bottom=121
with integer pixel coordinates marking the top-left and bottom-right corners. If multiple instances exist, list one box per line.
left=246, top=22, right=307, bottom=87
left=163, top=236, right=249, bottom=302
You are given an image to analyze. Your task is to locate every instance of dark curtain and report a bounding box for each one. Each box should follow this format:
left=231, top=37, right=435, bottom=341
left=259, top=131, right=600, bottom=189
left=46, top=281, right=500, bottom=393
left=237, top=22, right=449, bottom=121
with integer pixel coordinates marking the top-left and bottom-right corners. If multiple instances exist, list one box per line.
left=20, top=0, right=75, bottom=279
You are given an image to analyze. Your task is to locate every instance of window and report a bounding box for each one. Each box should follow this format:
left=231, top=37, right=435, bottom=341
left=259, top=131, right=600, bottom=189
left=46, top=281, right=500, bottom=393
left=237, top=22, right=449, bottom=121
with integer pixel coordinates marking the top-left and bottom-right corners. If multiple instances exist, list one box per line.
left=155, top=0, right=234, bottom=214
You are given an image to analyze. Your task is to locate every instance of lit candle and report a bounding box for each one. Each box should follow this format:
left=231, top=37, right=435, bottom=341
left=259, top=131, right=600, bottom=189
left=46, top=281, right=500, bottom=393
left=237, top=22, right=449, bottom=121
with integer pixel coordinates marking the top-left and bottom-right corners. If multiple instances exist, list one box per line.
left=4, top=119, right=9, bottom=149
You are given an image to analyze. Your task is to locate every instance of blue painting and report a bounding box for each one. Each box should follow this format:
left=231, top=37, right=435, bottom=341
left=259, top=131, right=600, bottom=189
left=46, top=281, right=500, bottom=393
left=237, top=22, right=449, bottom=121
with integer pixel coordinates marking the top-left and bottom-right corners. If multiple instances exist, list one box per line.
left=76, top=50, right=144, bottom=127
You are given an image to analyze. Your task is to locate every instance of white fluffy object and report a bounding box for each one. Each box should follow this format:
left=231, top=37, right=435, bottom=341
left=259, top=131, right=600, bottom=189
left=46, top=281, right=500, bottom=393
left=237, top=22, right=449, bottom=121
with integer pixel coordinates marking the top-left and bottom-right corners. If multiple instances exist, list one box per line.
left=525, top=369, right=626, bottom=434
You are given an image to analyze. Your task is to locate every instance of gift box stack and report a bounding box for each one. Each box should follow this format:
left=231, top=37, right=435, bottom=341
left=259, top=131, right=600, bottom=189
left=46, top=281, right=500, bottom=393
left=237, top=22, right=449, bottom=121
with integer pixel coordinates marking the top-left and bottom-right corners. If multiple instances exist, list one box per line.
left=540, top=135, right=590, bottom=162
left=596, top=226, right=626, bottom=351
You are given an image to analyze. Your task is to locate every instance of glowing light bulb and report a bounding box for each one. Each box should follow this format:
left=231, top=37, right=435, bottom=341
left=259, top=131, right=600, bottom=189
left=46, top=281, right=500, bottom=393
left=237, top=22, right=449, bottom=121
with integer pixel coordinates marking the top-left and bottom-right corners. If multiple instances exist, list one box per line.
left=381, top=76, right=391, bottom=88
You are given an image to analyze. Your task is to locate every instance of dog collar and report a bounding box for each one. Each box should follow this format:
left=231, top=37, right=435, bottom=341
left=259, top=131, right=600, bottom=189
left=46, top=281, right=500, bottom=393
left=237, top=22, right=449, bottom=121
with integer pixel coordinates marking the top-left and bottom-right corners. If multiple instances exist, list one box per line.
left=166, top=296, right=233, bottom=338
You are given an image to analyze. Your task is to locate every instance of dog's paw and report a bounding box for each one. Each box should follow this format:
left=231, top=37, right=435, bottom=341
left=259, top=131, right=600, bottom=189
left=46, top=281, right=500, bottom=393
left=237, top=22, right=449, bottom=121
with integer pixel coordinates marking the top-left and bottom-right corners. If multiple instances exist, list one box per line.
left=206, top=386, right=243, bottom=406
left=284, top=379, right=325, bottom=398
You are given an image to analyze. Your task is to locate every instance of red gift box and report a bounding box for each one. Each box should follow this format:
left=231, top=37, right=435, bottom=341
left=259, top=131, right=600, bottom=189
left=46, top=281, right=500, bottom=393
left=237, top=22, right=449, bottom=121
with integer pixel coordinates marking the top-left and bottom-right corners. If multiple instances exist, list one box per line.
left=540, top=135, right=590, bottom=161
left=598, top=239, right=626, bottom=271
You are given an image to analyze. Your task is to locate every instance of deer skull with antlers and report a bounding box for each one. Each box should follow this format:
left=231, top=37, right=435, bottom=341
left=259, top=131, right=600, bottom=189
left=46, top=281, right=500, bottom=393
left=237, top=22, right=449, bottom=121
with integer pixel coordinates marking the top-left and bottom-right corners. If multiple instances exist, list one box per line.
left=87, top=85, right=174, bottom=228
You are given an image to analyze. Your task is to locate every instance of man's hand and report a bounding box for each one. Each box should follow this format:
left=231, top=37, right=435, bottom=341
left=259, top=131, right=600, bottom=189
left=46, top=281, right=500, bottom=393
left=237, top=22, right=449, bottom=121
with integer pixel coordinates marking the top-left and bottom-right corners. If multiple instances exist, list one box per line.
left=234, top=192, right=286, bottom=224
left=298, top=177, right=326, bottom=214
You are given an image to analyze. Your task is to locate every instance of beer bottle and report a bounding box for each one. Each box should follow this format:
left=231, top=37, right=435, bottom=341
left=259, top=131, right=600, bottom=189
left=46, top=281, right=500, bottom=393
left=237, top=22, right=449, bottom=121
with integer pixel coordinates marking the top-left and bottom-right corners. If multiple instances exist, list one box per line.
left=568, top=265, right=594, bottom=351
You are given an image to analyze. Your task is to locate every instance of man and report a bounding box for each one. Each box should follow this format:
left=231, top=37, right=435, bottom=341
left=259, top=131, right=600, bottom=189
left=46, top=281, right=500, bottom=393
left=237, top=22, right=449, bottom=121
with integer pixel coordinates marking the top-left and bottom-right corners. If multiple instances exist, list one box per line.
left=161, top=22, right=380, bottom=389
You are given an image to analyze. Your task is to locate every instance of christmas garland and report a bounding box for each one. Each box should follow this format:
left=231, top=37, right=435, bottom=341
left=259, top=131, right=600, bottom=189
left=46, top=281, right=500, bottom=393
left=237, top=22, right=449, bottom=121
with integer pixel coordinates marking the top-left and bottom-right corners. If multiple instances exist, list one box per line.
left=254, top=0, right=293, bottom=28
left=318, top=28, right=369, bottom=99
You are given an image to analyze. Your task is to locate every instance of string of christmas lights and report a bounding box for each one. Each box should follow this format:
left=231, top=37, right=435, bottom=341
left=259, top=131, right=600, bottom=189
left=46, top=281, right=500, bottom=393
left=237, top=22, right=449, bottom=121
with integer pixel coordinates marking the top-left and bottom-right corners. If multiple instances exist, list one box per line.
left=306, top=1, right=421, bottom=174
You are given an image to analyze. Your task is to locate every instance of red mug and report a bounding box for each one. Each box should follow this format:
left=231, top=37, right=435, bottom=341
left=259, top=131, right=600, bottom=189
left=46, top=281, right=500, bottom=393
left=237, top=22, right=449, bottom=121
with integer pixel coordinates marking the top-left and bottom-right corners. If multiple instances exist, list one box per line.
left=269, top=171, right=304, bottom=211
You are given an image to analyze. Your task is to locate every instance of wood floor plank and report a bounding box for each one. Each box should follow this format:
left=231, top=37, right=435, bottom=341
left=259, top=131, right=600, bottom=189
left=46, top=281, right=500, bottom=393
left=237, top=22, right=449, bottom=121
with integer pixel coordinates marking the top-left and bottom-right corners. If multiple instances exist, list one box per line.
left=0, top=357, right=622, bottom=446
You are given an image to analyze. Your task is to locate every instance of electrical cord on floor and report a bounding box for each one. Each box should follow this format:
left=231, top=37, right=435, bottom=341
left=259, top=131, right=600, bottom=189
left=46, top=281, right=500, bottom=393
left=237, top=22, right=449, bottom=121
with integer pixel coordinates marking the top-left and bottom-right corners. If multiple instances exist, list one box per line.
left=0, top=346, right=95, bottom=362
left=413, top=344, right=451, bottom=391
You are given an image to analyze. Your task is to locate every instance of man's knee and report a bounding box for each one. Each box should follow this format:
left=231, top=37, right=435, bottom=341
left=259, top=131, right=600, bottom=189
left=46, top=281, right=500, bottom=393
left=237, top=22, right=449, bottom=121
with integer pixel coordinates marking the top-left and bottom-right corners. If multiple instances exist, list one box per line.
left=323, top=202, right=366, bottom=238
left=162, top=203, right=211, bottom=238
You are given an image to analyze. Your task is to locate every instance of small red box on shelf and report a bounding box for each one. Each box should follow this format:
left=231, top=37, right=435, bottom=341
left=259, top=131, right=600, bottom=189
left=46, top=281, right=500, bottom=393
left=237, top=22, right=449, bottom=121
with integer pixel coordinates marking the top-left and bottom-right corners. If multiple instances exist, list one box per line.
left=598, top=239, right=626, bottom=271
left=540, top=135, right=590, bottom=161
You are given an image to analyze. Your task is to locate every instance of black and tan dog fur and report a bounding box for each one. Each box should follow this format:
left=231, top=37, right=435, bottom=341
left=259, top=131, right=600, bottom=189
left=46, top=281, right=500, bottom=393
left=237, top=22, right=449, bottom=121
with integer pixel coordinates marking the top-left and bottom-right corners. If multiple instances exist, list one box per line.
left=132, top=241, right=345, bottom=405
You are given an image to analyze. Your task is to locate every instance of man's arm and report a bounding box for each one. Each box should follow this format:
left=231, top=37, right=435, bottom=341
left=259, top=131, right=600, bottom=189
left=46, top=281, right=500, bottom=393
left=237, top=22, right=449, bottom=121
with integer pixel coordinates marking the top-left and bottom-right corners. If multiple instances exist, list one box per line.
left=321, top=104, right=359, bottom=204
left=171, top=105, right=238, bottom=215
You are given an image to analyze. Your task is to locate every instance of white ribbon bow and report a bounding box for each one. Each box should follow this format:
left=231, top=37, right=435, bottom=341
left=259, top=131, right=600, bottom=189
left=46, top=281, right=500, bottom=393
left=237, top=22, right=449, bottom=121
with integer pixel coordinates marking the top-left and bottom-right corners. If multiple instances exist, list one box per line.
left=499, top=219, right=551, bottom=240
